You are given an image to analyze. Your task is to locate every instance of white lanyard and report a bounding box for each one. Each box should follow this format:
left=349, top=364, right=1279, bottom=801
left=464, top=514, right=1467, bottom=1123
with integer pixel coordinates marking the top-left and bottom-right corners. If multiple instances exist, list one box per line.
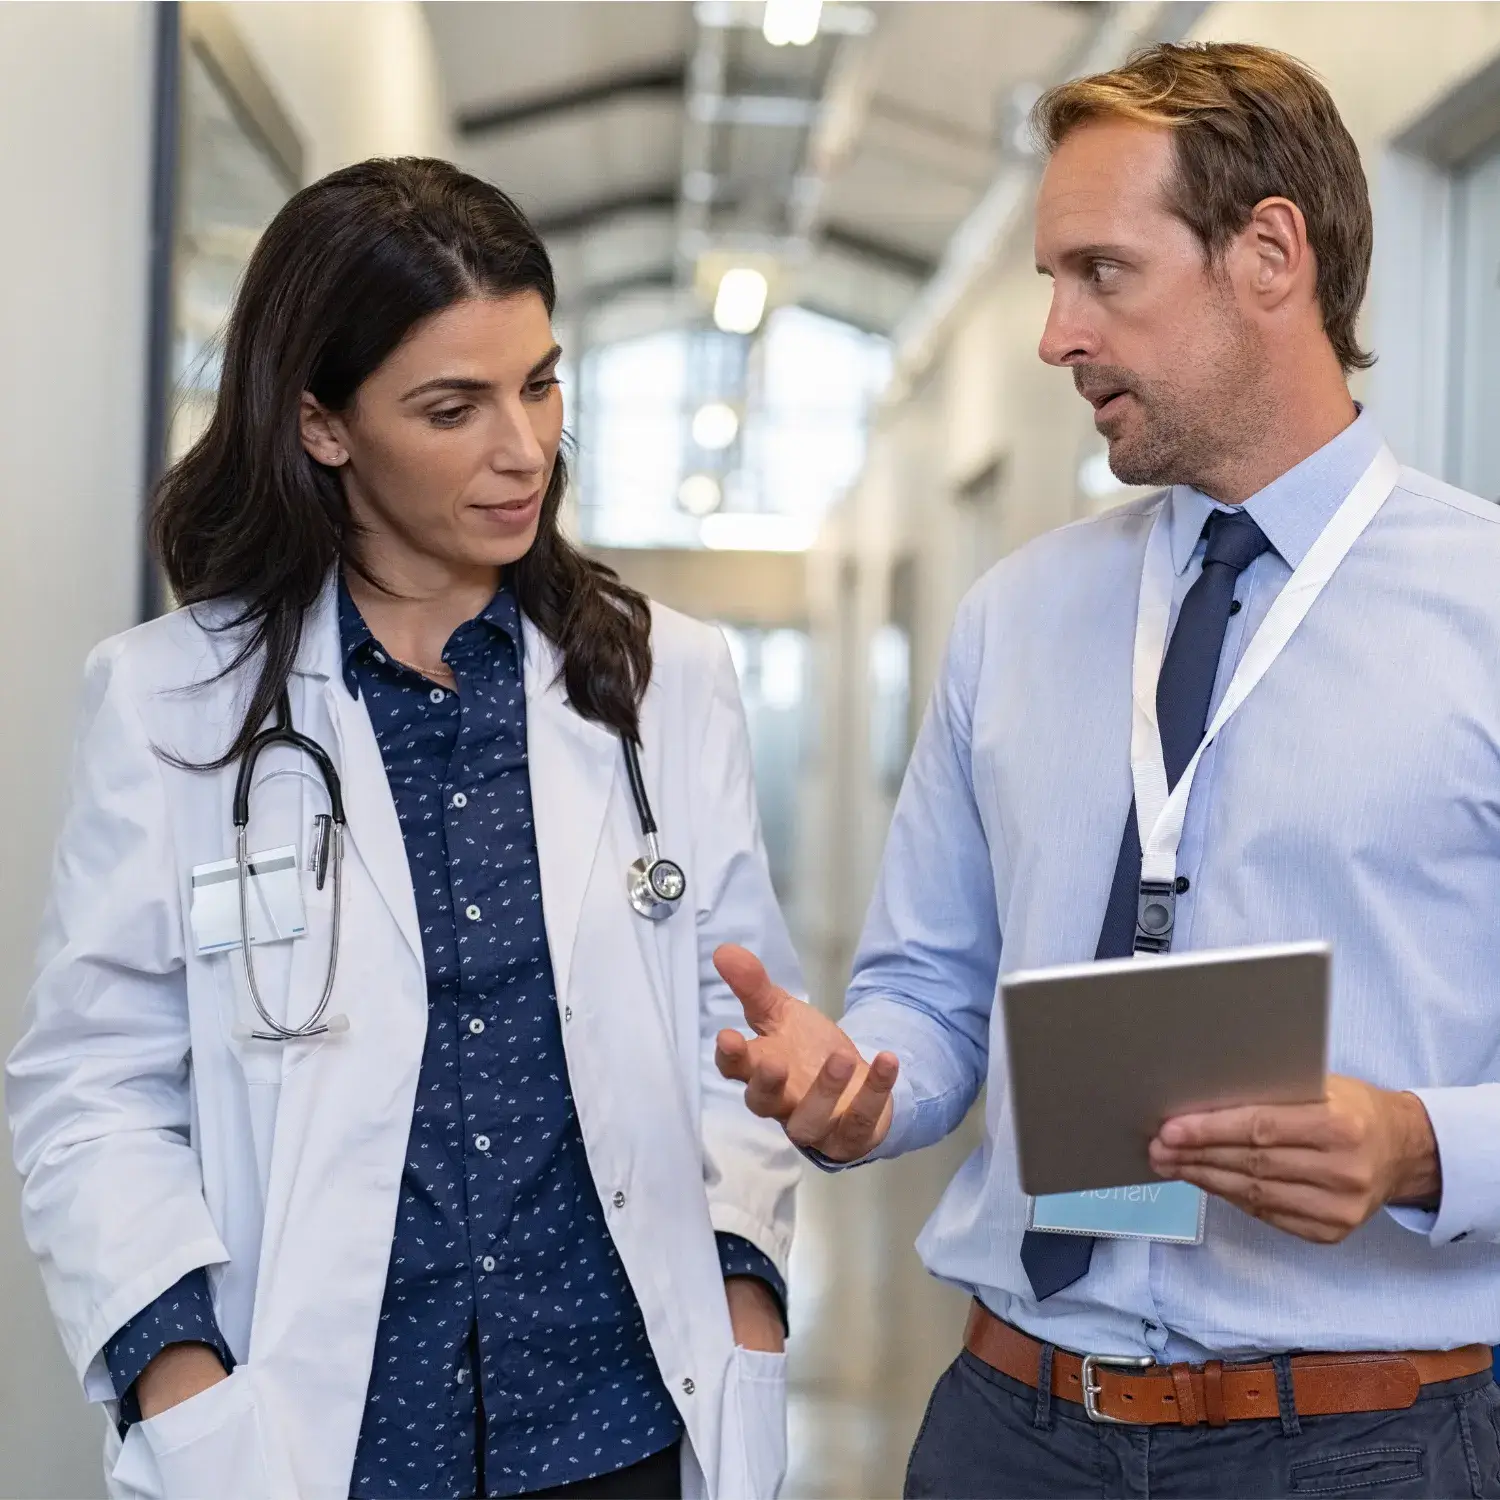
left=1126, top=445, right=1400, bottom=953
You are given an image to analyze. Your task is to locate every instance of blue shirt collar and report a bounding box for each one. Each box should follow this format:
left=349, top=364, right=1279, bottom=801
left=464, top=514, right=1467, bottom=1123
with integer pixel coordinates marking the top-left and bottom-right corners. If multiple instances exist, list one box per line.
left=1165, top=406, right=1385, bottom=575
left=336, top=572, right=522, bottom=696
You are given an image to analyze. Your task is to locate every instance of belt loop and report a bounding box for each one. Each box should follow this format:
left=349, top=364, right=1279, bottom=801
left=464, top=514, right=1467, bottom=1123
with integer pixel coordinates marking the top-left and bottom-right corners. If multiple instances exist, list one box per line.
left=1033, top=1343, right=1056, bottom=1431
left=1169, top=1364, right=1201, bottom=1427
left=1202, top=1360, right=1227, bottom=1428
left=1273, top=1354, right=1301, bottom=1437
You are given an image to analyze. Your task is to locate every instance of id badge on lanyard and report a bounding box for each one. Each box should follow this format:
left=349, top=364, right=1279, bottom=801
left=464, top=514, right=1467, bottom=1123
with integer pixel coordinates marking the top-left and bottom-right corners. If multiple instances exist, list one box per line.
left=1029, top=444, right=1400, bottom=1246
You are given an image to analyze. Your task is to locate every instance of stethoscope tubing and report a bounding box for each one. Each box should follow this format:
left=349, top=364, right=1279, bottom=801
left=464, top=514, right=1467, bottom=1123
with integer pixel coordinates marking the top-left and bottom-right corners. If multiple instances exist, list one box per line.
left=621, top=737, right=659, bottom=836
left=234, top=694, right=348, bottom=1042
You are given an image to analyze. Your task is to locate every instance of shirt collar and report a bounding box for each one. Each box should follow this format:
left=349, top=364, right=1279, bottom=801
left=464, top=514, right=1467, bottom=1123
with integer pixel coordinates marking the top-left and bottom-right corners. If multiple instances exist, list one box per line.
left=1165, top=406, right=1386, bottom=575
left=336, top=571, right=522, bottom=697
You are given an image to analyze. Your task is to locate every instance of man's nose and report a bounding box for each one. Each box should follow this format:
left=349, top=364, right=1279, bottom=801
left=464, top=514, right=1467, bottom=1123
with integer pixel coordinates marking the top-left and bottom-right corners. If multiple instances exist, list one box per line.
left=1037, top=287, right=1096, bottom=368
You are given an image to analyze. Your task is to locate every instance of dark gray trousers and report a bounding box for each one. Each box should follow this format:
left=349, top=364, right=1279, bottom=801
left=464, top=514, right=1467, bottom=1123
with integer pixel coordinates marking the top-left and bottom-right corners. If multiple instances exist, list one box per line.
left=905, top=1351, right=1500, bottom=1499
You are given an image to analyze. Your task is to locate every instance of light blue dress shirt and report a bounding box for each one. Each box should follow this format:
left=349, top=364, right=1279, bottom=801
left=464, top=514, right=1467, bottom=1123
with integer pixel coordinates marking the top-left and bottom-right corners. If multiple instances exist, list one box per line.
left=841, top=409, right=1500, bottom=1362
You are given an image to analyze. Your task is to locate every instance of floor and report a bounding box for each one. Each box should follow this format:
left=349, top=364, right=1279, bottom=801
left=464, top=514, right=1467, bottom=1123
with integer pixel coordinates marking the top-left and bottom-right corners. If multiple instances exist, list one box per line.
left=780, top=1115, right=981, bottom=1500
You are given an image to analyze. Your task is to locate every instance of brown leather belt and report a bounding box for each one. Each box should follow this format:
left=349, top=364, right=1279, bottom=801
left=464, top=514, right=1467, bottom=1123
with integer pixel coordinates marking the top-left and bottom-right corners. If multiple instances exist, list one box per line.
left=964, top=1301, right=1491, bottom=1427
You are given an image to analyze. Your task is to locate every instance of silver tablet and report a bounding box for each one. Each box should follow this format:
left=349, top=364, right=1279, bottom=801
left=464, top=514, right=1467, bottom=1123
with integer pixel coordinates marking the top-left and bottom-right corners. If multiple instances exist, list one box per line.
left=1001, top=941, right=1329, bottom=1196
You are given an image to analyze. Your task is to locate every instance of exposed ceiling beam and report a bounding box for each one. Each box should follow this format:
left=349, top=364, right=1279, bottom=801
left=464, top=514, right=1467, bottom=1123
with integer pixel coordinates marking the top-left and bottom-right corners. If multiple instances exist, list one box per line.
left=534, top=185, right=680, bottom=238
left=820, top=223, right=937, bottom=282
left=457, top=62, right=686, bottom=138
left=559, top=267, right=677, bottom=310
left=867, top=95, right=996, bottom=157
left=688, top=93, right=821, bottom=128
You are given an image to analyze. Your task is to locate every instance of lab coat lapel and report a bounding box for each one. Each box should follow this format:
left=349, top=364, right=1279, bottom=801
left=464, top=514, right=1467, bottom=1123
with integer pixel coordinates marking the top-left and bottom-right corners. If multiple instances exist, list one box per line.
left=523, top=618, right=618, bottom=1006
left=292, top=573, right=424, bottom=973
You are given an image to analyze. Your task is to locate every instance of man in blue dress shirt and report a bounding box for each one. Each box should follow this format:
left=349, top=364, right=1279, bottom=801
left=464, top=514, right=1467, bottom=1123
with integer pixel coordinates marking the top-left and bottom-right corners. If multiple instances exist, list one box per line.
left=715, top=41, right=1500, bottom=1499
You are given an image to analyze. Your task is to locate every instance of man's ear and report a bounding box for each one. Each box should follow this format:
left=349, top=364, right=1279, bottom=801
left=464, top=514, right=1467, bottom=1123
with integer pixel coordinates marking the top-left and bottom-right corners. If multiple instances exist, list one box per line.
left=299, top=392, right=348, bottom=467
left=1242, top=195, right=1311, bottom=312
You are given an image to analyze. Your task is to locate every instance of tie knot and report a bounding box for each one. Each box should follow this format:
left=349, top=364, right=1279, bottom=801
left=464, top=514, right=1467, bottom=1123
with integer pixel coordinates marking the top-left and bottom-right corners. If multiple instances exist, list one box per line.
left=1202, top=508, right=1271, bottom=574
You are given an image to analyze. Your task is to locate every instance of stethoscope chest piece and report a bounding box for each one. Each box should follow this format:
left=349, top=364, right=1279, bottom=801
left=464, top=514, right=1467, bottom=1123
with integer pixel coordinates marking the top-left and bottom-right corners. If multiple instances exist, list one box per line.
left=628, top=850, right=686, bottom=921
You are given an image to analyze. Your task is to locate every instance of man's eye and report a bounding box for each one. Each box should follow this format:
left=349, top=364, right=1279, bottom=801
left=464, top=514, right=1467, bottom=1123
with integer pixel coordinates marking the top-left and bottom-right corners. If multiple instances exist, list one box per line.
left=1088, top=261, right=1122, bottom=287
left=527, top=377, right=561, bottom=400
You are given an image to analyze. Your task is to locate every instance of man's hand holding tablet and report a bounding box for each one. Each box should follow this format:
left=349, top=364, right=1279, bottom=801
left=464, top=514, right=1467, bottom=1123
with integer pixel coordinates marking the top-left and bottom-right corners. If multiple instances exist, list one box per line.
left=1150, top=1074, right=1441, bottom=1242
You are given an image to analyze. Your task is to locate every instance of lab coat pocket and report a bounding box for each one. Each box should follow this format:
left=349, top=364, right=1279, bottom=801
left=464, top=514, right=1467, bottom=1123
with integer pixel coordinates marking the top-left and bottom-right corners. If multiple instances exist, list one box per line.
left=721, top=1347, right=789, bottom=1500
left=135, top=1368, right=292, bottom=1500
left=108, top=1422, right=164, bottom=1500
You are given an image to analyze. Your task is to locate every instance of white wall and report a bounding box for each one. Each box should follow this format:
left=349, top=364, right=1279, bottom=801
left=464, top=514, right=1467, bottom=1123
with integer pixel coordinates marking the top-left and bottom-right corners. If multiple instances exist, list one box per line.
left=0, top=5, right=450, bottom=1495
left=0, top=7, right=156, bottom=1494
left=804, top=1, right=1500, bottom=1007
left=228, top=1, right=454, bottom=177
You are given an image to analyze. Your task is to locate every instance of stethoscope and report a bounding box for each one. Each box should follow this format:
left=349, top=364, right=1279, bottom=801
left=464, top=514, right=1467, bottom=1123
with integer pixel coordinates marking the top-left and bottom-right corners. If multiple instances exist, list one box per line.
left=232, top=695, right=685, bottom=1043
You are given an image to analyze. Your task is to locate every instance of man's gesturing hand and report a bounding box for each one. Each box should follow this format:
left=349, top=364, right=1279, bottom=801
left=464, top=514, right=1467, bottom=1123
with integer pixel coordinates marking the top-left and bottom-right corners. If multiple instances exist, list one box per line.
left=1148, top=1075, right=1441, bottom=1243
left=713, top=944, right=899, bottom=1164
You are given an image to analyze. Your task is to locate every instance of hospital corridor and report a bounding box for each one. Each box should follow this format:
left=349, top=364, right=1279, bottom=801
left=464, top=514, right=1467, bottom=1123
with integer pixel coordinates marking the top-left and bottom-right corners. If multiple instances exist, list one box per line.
left=6, top=2, right=1500, bottom=1498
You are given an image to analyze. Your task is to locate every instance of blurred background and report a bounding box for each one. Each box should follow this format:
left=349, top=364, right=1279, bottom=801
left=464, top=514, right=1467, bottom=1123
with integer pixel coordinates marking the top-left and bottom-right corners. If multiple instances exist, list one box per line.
left=5, top=1, right=1500, bottom=1494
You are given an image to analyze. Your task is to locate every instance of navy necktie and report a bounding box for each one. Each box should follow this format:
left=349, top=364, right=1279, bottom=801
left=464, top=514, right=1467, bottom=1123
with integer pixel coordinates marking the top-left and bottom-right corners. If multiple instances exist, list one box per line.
left=1020, top=507, right=1271, bottom=1301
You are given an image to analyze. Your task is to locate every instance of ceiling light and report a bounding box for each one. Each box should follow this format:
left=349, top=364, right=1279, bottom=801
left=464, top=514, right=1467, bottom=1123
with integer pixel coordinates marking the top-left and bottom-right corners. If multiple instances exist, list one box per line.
left=678, top=473, right=723, bottom=517
left=762, top=0, right=823, bottom=46
left=713, top=268, right=769, bottom=334
left=699, top=512, right=817, bottom=551
left=691, top=402, right=740, bottom=451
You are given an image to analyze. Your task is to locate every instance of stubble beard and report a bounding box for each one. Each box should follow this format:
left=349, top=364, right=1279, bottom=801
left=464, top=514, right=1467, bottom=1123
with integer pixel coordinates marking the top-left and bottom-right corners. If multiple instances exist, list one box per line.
left=1096, top=305, right=1268, bottom=494
left=1102, top=382, right=1203, bottom=490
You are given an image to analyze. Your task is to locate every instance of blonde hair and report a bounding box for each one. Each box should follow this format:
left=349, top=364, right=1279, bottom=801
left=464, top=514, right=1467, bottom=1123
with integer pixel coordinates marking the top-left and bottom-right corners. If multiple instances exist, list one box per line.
left=1033, top=42, right=1373, bottom=373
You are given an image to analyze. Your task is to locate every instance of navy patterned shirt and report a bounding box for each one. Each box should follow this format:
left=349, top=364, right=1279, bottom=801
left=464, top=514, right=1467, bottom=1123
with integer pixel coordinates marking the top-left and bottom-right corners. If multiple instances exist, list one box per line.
left=103, top=577, right=783, bottom=1496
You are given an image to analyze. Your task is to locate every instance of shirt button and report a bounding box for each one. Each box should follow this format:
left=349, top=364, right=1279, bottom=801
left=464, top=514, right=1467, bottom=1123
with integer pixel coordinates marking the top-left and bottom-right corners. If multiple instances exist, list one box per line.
left=474, top=1134, right=491, bottom=1152
left=451, top=791, right=468, bottom=809
left=465, top=904, right=482, bottom=921
left=612, top=1190, right=626, bottom=1209
left=372, top=650, right=386, bottom=664
left=429, top=687, right=446, bottom=704
left=681, top=1377, right=695, bottom=1396
left=480, top=1256, right=496, bottom=1273
left=468, top=1017, right=485, bottom=1035
left=564, top=1006, right=572, bottom=1023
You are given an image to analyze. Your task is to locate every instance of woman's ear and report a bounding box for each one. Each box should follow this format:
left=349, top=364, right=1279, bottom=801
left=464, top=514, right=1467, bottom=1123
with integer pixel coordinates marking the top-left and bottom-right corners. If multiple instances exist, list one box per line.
left=299, top=392, right=349, bottom=467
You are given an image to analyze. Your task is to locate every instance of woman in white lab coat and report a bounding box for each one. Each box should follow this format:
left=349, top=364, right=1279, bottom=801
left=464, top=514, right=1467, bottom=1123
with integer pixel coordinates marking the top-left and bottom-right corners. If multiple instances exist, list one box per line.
left=6, top=158, right=799, bottom=1500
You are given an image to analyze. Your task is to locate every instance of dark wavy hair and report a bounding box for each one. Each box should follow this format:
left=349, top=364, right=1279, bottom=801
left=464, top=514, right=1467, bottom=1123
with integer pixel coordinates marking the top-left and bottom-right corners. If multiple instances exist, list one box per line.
left=152, top=156, right=652, bottom=765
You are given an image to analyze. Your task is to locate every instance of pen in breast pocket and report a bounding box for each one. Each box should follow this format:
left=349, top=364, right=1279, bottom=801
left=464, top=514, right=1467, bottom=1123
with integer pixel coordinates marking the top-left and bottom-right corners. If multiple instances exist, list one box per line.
left=308, top=815, right=333, bottom=891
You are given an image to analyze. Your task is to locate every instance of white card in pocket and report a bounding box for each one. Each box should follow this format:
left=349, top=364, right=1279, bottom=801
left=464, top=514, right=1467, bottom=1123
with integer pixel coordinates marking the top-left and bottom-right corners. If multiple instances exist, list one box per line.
left=191, top=845, right=307, bottom=955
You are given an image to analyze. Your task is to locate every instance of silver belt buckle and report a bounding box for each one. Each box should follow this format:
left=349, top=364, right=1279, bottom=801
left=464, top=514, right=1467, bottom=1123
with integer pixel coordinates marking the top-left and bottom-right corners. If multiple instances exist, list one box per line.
left=1080, top=1352, right=1155, bottom=1424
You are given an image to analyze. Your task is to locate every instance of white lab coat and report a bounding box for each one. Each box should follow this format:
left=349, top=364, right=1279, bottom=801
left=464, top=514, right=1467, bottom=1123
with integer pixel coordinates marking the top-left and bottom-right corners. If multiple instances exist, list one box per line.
left=6, top=574, right=802, bottom=1500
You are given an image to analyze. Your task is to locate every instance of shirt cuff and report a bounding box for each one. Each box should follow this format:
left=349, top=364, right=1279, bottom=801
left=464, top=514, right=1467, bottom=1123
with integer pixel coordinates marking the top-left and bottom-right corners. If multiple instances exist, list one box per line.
left=103, top=1268, right=236, bottom=1429
left=715, top=1232, right=788, bottom=1329
left=1388, top=1085, right=1500, bottom=1245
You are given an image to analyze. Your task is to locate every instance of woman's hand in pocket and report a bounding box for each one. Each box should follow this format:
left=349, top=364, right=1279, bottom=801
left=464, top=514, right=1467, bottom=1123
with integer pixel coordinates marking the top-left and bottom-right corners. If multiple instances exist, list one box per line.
left=725, top=1276, right=785, bottom=1354
left=137, top=1343, right=231, bottom=1421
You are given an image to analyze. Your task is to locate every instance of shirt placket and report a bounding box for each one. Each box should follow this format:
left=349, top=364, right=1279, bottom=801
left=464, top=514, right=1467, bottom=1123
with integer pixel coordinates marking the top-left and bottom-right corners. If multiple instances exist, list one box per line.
left=445, top=635, right=522, bottom=1445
